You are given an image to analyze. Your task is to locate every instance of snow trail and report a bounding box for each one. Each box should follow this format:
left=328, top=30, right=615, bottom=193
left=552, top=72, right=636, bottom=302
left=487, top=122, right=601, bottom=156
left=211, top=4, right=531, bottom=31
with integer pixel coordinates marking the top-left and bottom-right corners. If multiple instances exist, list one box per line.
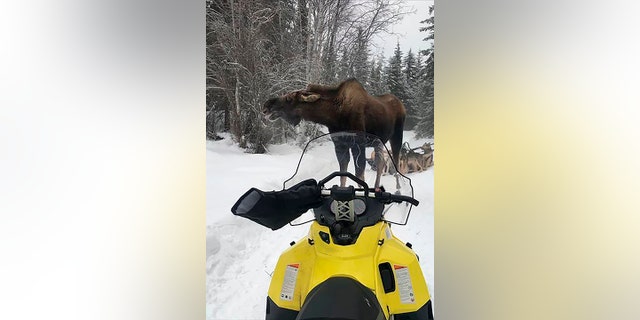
left=206, top=132, right=433, bottom=319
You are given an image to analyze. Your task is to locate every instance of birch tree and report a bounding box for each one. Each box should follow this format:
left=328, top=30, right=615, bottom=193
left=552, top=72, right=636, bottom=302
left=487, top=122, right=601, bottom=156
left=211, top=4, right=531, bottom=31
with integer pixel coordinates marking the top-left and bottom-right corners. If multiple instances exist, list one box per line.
left=206, top=0, right=412, bottom=152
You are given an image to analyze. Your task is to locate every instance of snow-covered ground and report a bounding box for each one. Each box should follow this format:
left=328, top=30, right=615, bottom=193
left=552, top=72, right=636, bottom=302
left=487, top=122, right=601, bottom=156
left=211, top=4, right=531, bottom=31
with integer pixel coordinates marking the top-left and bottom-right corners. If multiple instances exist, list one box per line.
left=206, top=131, right=434, bottom=320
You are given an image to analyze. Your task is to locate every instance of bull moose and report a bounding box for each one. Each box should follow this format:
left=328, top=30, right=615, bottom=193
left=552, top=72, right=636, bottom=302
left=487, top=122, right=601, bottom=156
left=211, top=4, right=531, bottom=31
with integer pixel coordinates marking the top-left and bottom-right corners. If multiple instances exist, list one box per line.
left=262, top=78, right=406, bottom=189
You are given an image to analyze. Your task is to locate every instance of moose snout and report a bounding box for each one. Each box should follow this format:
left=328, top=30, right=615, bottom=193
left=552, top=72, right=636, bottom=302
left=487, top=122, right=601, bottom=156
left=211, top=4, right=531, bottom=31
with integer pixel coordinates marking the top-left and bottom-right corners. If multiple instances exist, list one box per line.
left=263, top=98, right=277, bottom=114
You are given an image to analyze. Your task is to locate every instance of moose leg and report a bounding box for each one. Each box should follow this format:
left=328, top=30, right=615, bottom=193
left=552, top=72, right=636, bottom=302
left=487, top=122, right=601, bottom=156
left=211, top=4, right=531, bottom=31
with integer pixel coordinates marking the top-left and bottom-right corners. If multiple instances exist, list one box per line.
left=334, top=144, right=350, bottom=187
left=373, top=145, right=386, bottom=189
left=351, top=143, right=367, bottom=187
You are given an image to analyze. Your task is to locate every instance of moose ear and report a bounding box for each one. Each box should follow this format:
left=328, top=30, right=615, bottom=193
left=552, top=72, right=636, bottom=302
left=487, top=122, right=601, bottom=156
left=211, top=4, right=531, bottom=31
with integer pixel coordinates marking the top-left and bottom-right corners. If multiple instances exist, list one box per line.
left=299, top=92, right=320, bottom=102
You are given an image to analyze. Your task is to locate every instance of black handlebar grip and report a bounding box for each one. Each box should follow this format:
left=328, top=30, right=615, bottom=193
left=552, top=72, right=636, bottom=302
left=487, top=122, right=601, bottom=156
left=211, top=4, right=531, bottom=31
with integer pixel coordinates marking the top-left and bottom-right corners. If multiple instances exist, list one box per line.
left=391, top=194, right=419, bottom=206
left=374, top=191, right=419, bottom=206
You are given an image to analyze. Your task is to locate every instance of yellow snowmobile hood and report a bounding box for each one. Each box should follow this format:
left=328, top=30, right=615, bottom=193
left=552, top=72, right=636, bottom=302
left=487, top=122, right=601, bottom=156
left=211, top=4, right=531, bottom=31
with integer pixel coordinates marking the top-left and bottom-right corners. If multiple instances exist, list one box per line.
left=267, top=220, right=431, bottom=319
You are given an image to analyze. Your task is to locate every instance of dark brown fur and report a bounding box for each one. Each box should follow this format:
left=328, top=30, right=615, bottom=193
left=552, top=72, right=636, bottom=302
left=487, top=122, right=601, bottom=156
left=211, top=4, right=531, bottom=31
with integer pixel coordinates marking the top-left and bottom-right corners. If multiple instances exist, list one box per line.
left=263, top=78, right=406, bottom=187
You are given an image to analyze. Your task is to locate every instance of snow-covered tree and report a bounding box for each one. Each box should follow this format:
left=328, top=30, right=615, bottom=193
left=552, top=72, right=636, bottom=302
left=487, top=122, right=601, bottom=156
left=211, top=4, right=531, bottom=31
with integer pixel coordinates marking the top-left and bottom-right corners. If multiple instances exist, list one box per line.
left=402, top=49, right=421, bottom=128
left=386, top=42, right=407, bottom=109
left=367, top=55, right=387, bottom=95
left=337, top=49, right=351, bottom=81
left=352, top=27, right=370, bottom=84
left=206, top=0, right=307, bottom=152
left=206, top=0, right=413, bottom=152
left=414, top=4, right=434, bottom=138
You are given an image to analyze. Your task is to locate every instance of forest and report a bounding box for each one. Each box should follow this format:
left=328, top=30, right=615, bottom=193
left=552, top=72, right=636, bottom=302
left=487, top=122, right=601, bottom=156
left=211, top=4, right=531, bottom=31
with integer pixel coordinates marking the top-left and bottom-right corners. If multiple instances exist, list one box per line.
left=206, top=0, right=434, bottom=153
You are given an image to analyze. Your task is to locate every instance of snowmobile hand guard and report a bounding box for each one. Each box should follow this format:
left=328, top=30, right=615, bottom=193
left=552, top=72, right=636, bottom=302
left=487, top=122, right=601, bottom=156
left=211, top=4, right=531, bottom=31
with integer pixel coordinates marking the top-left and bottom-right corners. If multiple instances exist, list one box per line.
left=231, top=179, right=322, bottom=230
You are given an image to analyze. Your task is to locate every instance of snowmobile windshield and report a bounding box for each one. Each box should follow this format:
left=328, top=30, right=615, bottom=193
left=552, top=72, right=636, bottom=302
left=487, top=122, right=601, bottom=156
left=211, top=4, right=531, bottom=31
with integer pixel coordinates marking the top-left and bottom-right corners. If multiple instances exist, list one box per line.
left=284, top=131, right=415, bottom=225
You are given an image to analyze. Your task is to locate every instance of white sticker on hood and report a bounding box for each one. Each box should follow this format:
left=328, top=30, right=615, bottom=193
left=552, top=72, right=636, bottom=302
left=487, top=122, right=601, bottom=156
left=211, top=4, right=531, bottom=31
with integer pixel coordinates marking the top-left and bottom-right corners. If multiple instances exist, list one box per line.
left=394, top=265, right=415, bottom=304
left=280, top=264, right=299, bottom=301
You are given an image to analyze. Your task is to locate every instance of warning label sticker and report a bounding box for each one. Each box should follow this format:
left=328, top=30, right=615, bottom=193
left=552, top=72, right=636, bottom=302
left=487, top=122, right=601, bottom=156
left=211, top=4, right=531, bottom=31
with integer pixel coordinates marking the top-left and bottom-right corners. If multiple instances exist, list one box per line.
left=280, top=264, right=299, bottom=301
left=394, top=265, right=415, bottom=304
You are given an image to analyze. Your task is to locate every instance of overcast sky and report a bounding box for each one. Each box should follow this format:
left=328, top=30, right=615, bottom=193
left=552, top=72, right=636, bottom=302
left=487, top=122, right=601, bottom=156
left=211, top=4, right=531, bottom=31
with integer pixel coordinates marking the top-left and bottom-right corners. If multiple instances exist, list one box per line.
left=371, top=0, right=434, bottom=59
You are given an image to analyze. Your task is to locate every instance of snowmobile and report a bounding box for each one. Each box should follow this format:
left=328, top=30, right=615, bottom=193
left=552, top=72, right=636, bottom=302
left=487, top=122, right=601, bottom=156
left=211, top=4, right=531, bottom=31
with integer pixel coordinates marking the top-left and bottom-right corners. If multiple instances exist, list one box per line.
left=231, top=131, right=434, bottom=320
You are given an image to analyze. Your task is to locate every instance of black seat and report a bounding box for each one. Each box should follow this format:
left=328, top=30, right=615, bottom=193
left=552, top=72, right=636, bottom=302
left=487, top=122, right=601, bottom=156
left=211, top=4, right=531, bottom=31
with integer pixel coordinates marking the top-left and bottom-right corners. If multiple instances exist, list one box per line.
left=296, top=277, right=385, bottom=320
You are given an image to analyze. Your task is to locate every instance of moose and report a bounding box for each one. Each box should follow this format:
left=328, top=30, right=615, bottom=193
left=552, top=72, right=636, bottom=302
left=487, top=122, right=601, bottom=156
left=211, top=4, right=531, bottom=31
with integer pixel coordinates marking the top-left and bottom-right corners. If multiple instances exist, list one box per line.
left=262, top=78, right=406, bottom=189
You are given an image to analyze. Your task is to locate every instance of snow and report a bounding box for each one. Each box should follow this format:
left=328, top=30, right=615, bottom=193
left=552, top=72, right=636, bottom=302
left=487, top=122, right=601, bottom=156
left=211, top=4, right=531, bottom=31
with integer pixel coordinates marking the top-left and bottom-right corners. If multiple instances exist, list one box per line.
left=206, top=131, right=434, bottom=320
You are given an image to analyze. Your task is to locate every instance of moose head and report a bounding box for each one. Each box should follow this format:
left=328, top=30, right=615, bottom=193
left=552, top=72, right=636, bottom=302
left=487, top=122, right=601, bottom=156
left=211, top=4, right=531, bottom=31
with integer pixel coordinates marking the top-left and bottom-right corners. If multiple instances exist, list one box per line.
left=262, top=90, right=321, bottom=126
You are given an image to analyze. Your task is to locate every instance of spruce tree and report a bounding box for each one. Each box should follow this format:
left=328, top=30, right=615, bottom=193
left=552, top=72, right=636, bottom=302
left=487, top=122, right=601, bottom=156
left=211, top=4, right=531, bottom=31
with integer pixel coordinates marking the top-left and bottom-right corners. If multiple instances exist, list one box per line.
left=414, top=5, right=435, bottom=138
left=386, top=42, right=406, bottom=105
left=352, top=28, right=370, bottom=84
left=403, top=49, right=419, bottom=128
left=368, top=56, right=386, bottom=95
left=337, top=49, right=351, bottom=81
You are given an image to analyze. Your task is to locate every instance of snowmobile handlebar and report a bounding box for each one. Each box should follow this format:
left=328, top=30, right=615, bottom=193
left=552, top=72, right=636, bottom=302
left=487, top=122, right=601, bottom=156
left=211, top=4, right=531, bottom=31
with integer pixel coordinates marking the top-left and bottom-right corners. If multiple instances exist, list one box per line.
left=316, top=171, right=419, bottom=206
left=317, top=171, right=369, bottom=196
left=320, top=189, right=419, bottom=206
